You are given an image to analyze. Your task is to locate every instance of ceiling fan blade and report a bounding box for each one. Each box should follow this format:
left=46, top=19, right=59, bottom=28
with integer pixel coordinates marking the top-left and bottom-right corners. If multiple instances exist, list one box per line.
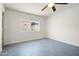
left=41, top=5, right=48, bottom=11
left=52, top=6, right=56, bottom=12
left=55, top=3, right=68, bottom=4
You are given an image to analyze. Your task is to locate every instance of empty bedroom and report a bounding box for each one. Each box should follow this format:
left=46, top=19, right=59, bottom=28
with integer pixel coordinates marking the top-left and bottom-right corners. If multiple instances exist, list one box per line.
left=0, top=3, right=79, bottom=56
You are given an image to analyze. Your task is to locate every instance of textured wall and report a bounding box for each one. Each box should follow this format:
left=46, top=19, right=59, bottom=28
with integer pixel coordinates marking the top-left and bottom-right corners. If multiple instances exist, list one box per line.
left=47, top=4, right=79, bottom=47
left=3, top=8, right=46, bottom=45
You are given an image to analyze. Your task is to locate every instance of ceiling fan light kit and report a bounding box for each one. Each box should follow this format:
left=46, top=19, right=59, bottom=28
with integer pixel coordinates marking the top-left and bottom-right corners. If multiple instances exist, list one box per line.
left=41, top=3, right=68, bottom=12
left=48, top=3, right=54, bottom=8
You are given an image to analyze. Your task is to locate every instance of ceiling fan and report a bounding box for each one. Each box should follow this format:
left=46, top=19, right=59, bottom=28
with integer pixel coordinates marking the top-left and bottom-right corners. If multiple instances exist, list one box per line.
left=41, top=3, right=68, bottom=12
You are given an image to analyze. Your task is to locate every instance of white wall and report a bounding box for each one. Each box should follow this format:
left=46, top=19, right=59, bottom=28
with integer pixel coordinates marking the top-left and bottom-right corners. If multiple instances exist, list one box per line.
left=3, top=8, right=46, bottom=45
left=47, top=4, right=79, bottom=47
left=4, top=4, right=79, bottom=47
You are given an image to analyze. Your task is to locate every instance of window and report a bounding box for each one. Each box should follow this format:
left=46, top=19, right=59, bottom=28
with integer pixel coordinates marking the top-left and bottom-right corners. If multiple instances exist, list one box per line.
left=31, top=21, right=40, bottom=31
left=21, top=20, right=40, bottom=32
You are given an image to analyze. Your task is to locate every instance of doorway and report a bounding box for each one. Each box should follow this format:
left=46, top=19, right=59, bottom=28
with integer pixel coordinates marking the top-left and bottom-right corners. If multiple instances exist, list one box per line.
left=2, top=12, right=5, bottom=49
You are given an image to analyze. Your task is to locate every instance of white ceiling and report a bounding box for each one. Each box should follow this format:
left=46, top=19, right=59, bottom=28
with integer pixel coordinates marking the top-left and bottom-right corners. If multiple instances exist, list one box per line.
left=4, top=3, right=69, bottom=17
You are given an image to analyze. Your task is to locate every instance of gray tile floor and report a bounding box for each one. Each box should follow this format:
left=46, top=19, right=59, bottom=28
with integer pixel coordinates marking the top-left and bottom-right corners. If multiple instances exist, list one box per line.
left=0, top=38, right=79, bottom=56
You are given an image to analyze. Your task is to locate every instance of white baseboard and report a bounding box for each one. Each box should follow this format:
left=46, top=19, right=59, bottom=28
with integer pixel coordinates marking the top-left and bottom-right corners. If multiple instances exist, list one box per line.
left=47, top=36, right=79, bottom=47
left=3, top=37, right=45, bottom=46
